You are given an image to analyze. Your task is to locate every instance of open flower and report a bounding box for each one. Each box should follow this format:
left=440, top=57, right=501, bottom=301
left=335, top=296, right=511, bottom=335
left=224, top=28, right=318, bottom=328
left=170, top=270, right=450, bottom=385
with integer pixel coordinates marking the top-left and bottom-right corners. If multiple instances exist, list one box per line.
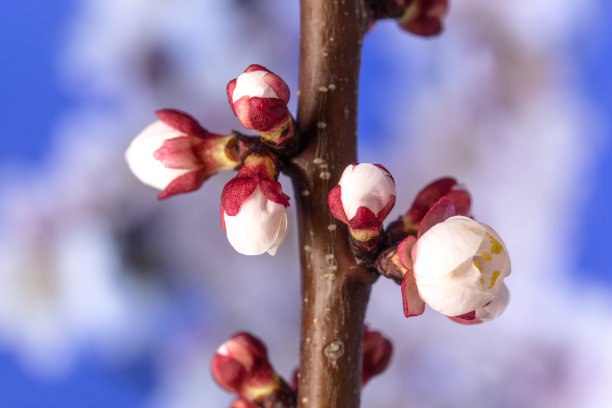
left=412, top=215, right=511, bottom=317
left=328, top=163, right=396, bottom=248
left=125, top=109, right=249, bottom=199
left=221, top=153, right=290, bottom=256
left=227, top=64, right=294, bottom=144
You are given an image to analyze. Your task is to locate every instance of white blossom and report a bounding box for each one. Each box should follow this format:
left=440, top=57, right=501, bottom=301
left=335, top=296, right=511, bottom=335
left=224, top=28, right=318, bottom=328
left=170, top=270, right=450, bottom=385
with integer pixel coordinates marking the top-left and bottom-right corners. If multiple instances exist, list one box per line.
left=412, top=216, right=511, bottom=317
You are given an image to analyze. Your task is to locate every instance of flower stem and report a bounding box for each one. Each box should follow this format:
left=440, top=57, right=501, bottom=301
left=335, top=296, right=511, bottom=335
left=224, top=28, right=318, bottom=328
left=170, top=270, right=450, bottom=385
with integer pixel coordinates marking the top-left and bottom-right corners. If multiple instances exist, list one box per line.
left=287, top=1, right=371, bottom=406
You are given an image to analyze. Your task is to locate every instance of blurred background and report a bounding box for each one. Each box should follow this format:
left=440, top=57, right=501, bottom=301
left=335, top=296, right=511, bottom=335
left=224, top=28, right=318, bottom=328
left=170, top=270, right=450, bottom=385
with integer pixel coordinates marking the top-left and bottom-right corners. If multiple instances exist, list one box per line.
left=1, top=0, right=611, bottom=407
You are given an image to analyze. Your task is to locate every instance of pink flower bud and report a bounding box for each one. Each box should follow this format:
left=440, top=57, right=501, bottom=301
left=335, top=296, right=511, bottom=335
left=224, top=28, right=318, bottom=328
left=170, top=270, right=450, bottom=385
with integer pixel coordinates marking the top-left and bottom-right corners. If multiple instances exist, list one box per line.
left=211, top=332, right=279, bottom=400
left=227, top=65, right=294, bottom=144
left=125, top=109, right=248, bottom=200
left=328, top=163, right=396, bottom=242
left=362, top=326, right=393, bottom=387
left=398, top=0, right=449, bottom=37
left=221, top=154, right=290, bottom=256
left=412, top=216, right=511, bottom=317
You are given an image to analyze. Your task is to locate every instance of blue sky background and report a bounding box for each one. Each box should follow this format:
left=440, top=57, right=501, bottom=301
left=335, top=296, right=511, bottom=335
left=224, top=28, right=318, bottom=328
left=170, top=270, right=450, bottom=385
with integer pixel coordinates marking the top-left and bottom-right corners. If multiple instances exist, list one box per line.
left=1, top=1, right=611, bottom=406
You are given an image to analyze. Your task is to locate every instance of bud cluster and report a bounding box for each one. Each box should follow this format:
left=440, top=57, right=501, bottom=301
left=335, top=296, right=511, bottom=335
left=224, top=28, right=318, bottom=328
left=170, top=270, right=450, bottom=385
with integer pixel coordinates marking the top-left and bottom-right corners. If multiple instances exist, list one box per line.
left=125, top=65, right=296, bottom=256
left=327, top=166, right=511, bottom=324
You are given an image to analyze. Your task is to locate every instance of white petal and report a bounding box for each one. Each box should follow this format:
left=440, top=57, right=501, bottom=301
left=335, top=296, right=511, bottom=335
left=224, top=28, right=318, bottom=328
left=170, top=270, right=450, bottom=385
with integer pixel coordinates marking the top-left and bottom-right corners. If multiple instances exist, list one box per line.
left=267, top=211, right=289, bottom=256
left=413, top=216, right=485, bottom=281
left=232, top=71, right=279, bottom=103
left=417, top=258, right=495, bottom=316
left=338, top=163, right=395, bottom=220
left=476, top=284, right=510, bottom=321
left=224, top=187, right=288, bottom=255
left=124, top=121, right=189, bottom=190
left=481, top=222, right=512, bottom=279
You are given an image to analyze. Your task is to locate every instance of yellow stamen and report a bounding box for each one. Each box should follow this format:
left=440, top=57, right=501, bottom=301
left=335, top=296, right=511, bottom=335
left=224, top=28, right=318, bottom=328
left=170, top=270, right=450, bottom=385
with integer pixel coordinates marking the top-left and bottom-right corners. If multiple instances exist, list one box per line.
left=482, top=252, right=492, bottom=261
left=488, top=270, right=501, bottom=289
left=488, top=233, right=503, bottom=254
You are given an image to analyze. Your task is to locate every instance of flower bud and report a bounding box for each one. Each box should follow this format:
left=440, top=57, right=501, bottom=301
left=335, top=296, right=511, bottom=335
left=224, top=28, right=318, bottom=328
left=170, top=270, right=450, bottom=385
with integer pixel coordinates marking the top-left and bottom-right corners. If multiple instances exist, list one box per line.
left=125, top=109, right=250, bottom=200
left=385, top=177, right=470, bottom=245
left=227, top=65, right=294, bottom=144
left=412, top=215, right=511, bottom=317
left=211, top=332, right=279, bottom=401
left=398, top=0, right=449, bottom=37
left=221, top=154, right=290, bottom=256
left=362, top=326, right=393, bottom=387
left=328, top=163, right=396, bottom=253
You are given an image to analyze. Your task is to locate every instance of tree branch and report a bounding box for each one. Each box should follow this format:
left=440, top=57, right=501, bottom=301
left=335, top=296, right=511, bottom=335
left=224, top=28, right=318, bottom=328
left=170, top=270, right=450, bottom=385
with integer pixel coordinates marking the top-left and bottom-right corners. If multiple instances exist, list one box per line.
left=287, top=1, right=371, bottom=406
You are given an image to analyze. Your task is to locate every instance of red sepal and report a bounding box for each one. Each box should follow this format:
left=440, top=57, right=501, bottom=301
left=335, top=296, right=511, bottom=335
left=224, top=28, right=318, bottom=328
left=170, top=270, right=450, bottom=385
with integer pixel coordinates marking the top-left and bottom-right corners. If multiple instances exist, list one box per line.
left=400, top=17, right=443, bottom=37
left=417, top=197, right=456, bottom=238
left=233, top=97, right=289, bottom=131
left=227, top=79, right=238, bottom=112
left=406, top=177, right=456, bottom=224
left=212, top=355, right=248, bottom=393
left=157, top=170, right=207, bottom=200
left=153, top=136, right=202, bottom=169
left=221, top=177, right=258, bottom=216
left=454, top=310, right=476, bottom=320
left=399, top=0, right=449, bottom=37
left=446, top=188, right=471, bottom=216
left=263, top=73, right=290, bottom=104
left=397, top=235, right=416, bottom=271
left=155, top=109, right=207, bottom=137
left=244, top=64, right=269, bottom=74
left=259, top=179, right=290, bottom=207
left=350, top=206, right=380, bottom=230
left=449, top=310, right=483, bottom=325
left=327, top=185, right=349, bottom=224
left=401, top=272, right=425, bottom=317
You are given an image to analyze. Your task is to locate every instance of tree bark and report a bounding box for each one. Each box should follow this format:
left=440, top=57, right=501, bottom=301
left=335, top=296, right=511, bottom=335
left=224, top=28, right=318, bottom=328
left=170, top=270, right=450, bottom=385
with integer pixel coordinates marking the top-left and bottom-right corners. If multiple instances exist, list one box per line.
left=288, top=1, right=371, bottom=406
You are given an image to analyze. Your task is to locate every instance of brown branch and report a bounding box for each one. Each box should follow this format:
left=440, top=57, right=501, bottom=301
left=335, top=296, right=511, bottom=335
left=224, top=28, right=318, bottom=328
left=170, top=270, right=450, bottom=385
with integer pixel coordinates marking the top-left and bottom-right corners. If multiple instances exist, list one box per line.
left=286, top=1, right=372, bottom=406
